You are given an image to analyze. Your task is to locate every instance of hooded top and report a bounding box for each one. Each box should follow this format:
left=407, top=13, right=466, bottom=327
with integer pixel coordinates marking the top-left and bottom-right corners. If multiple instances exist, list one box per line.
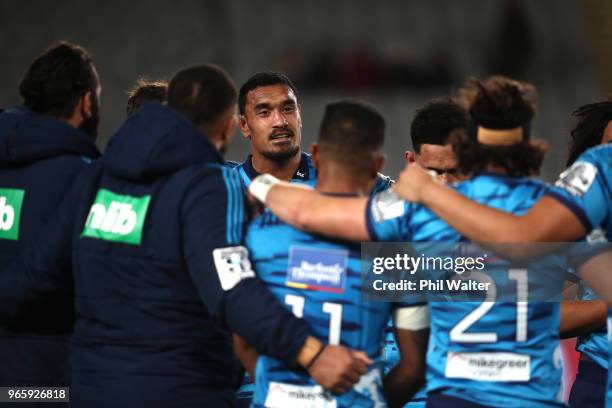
left=0, top=106, right=100, bottom=387
left=2, top=102, right=310, bottom=407
left=0, top=106, right=99, bottom=168
left=103, top=102, right=222, bottom=181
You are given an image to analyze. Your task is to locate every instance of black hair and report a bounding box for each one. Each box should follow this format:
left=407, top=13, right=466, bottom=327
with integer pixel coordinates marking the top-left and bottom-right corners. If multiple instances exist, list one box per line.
left=566, top=99, right=612, bottom=166
left=19, top=41, right=97, bottom=118
left=317, top=99, right=385, bottom=174
left=126, top=78, right=168, bottom=116
left=410, top=97, right=470, bottom=152
left=238, top=71, right=298, bottom=115
left=167, top=64, right=237, bottom=126
left=454, top=76, right=546, bottom=177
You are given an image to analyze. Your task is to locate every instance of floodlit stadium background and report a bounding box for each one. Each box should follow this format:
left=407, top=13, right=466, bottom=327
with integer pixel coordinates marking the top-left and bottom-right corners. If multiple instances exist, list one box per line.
left=0, top=0, right=610, bottom=180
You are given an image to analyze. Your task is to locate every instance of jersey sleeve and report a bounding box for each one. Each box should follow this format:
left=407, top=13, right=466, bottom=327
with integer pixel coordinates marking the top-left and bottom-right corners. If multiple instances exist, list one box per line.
left=371, top=173, right=394, bottom=196
left=182, top=164, right=310, bottom=364
left=365, top=189, right=412, bottom=241
left=546, top=151, right=610, bottom=232
left=393, top=304, right=430, bottom=330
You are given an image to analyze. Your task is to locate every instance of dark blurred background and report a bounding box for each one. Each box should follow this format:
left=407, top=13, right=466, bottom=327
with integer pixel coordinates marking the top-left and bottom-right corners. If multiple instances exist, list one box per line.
left=1, top=0, right=610, bottom=180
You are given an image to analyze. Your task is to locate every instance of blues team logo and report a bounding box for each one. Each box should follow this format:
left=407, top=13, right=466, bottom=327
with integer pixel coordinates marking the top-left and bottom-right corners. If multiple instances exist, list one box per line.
left=555, top=160, right=597, bottom=197
left=286, top=246, right=348, bottom=293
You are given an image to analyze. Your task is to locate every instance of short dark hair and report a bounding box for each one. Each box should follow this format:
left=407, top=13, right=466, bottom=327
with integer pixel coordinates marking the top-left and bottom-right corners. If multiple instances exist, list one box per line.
left=19, top=41, right=97, bottom=118
left=126, top=78, right=168, bottom=116
left=410, top=97, right=470, bottom=153
left=238, top=71, right=298, bottom=115
left=167, top=64, right=237, bottom=126
left=454, top=76, right=546, bottom=177
left=566, top=99, right=612, bottom=166
left=317, top=99, right=385, bottom=174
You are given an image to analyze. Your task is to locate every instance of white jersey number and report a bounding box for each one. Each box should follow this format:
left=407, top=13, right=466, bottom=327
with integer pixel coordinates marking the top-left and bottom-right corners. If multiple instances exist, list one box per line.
left=285, top=294, right=343, bottom=345
left=450, top=269, right=528, bottom=343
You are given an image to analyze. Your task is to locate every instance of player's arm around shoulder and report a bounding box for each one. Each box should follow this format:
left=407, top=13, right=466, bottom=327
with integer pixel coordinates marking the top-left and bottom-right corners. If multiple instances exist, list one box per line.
left=249, top=174, right=371, bottom=241
left=180, top=165, right=373, bottom=393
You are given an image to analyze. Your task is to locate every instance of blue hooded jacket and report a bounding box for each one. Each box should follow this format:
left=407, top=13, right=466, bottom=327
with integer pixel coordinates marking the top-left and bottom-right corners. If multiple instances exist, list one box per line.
left=3, top=103, right=310, bottom=407
left=0, top=106, right=99, bottom=388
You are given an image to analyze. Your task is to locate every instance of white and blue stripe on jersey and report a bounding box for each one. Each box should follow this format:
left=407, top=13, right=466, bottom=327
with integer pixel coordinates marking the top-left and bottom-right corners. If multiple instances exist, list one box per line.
left=235, top=152, right=394, bottom=404
left=545, top=144, right=612, bottom=407
left=367, top=172, right=565, bottom=408
left=246, top=206, right=404, bottom=407
left=234, top=152, right=317, bottom=187
left=233, top=151, right=394, bottom=193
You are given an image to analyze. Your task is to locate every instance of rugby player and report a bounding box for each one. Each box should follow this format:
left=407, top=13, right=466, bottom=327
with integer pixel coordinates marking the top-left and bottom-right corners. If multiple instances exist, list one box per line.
left=234, top=70, right=392, bottom=405
left=250, top=76, right=569, bottom=407
left=393, top=99, right=612, bottom=407
left=240, top=99, right=429, bottom=408
left=234, top=71, right=391, bottom=192
left=384, top=96, right=470, bottom=408
left=404, top=97, right=469, bottom=184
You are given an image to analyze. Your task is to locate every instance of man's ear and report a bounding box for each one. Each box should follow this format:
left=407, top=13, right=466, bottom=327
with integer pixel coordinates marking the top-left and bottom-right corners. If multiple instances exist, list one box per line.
left=405, top=150, right=416, bottom=163
left=238, top=115, right=251, bottom=139
left=372, top=153, right=386, bottom=177
left=221, top=113, right=237, bottom=145
left=310, top=143, right=319, bottom=169
left=80, top=91, right=94, bottom=119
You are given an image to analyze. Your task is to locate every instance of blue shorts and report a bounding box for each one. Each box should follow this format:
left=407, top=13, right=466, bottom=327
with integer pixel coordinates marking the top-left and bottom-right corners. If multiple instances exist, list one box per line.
left=568, top=359, right=606, bottom=408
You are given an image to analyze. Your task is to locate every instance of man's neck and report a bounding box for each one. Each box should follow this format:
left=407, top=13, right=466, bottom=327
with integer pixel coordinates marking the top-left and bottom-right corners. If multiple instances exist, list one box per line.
left=315, top=166, right=372, bottom=196
left=484, top=163, right=508, bottom=175
left=251, top=150, right=302, bottom=181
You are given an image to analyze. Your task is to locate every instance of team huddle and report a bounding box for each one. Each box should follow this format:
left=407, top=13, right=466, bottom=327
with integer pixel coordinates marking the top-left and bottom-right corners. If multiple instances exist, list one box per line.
left=0, top=41, right=610, bottom=408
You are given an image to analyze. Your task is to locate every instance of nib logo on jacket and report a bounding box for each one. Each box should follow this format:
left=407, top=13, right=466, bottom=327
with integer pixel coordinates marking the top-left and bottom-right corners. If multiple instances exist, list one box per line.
left=82, top=189, right=150, bottom=245
left=0, top=188, right=25, bottom=240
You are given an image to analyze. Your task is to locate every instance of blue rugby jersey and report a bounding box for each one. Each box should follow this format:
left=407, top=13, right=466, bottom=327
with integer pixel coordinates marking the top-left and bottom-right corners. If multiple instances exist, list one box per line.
left=234, top=153, right=317, bottom=188
left=235, top=152, right=393, bottom=404
left=246, top=207, right=405, bottom=407
left=546, top=144, right=611, bottom=241
left=367, top=172, right=565, bottom=408
left=234, top=152, right=393, bottom=192
left=545, top=145, right=612, bottom=407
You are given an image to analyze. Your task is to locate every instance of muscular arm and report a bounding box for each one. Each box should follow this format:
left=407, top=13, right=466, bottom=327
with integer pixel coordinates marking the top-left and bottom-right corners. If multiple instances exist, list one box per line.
left=577, top=250, right=612, bottom=305
left=383, top=305, right=429, bottom=407
left=560, top=300, right=607, bottom=339
left=394, top=164, right=586, bottom=243
left=383, top=327, right=428, bottom=408
left=252, top=176, right=371, bottom=241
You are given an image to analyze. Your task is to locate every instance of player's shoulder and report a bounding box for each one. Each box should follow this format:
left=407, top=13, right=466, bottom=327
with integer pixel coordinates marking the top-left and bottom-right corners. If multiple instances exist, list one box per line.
left=249, top=210, right=306, bottom=238
left=554, top=146, right=611, bottom=198
left=579, top=144, right=612, bottom=164
left=181, top=162, right=244, bottom=194
left=454, top=172, right=550, bottom=196
left=372, top=173, right=394, bottom=195
left=573, top=144, right=612, bottom=181
left=370, top=188, right=412, bottom=223
left=224, top=160, right=240, bottom=169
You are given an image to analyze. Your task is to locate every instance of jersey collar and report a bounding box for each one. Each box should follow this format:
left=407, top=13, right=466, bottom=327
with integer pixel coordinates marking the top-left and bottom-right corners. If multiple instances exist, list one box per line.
left=242, top=152, right=311, bottom=182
